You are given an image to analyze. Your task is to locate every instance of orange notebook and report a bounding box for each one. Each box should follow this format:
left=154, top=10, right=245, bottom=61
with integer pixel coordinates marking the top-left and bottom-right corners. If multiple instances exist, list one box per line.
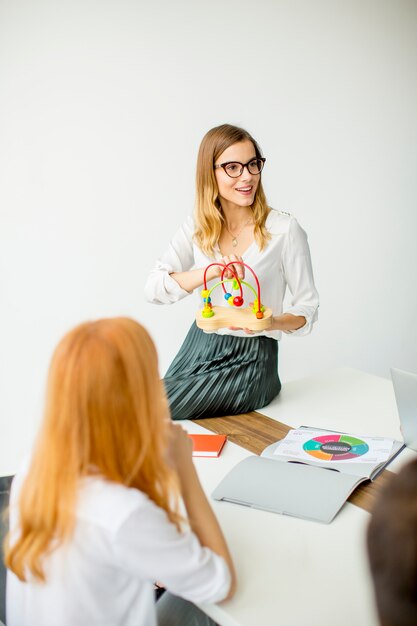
left=188, top=434, right=227, bottom=457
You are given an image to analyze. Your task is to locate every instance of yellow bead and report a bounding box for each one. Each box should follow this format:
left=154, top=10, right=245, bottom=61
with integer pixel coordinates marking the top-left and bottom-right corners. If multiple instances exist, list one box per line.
left=201, top=289, right=209, bottom=298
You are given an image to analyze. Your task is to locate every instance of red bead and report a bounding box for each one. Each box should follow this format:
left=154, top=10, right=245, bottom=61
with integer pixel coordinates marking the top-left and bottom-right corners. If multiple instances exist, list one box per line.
left=256, top=311, right=264, bottom=319
left=233, top=296, right=243, bottom=307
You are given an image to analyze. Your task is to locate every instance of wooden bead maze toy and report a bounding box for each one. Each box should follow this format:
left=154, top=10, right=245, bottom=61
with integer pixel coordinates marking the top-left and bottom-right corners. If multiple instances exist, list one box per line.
left=196, top=261, right=272, bottom=331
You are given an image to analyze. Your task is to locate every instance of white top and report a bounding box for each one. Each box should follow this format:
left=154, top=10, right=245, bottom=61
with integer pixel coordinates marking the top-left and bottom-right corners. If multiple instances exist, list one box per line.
left=145, top=209, right=319, bottom=340
left=6, top=470, right=231, bottom=626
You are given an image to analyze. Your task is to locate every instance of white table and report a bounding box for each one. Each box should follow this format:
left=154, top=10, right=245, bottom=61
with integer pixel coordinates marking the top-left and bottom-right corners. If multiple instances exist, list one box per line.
left=186, top=368, right=417, bottom=626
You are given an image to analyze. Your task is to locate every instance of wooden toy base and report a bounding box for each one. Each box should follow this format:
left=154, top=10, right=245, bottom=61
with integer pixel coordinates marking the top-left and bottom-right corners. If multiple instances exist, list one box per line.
left=196, top=306, right=273, bottom=332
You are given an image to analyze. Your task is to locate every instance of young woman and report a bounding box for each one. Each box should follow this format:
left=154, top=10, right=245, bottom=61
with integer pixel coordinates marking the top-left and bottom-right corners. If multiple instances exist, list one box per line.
left=5, top=318, right=235, bottom=626
left=145, top=124, right=319, bottom=420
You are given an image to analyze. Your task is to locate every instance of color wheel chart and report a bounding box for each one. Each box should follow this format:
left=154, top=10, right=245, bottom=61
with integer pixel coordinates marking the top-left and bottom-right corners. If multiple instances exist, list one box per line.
left=303, top=434, right=369, bottom=461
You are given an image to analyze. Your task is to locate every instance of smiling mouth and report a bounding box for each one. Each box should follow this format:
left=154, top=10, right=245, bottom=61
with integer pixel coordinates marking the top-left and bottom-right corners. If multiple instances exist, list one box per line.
left=235, top=186, right=253, bottom=193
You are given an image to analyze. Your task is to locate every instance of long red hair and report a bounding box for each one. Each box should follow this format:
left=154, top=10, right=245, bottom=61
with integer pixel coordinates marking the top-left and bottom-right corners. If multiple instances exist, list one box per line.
left=5, top=317, right=181, bottom=581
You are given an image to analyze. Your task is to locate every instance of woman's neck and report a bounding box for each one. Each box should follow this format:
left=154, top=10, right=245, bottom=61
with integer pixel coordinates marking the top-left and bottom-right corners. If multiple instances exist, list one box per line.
left=221, top=205, right=253, bottom=230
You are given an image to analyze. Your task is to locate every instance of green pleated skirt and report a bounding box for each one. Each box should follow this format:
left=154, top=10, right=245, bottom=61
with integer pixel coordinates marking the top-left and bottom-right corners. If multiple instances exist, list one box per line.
left=164, top=323, right=281, bottom=421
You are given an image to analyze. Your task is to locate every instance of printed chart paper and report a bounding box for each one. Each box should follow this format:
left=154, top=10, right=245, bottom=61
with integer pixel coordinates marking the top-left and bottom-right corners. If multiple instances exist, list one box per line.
left=272, top=429, right=394, bottom=465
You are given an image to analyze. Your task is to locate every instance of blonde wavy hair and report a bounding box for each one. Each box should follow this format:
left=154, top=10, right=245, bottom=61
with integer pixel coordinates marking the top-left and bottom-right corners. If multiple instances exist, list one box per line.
left=5, top=317, right=181, bottom=582
left=194, top=124, right=271, bottom=257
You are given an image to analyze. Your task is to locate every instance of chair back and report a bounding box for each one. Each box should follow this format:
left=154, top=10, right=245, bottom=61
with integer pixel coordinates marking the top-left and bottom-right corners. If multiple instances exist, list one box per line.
left=0, top=476, right=13, bottom=625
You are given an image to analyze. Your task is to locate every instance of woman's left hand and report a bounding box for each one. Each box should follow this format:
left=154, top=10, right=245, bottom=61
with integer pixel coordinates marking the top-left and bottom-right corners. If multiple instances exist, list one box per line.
left=227, top=326, right=256, bottom=335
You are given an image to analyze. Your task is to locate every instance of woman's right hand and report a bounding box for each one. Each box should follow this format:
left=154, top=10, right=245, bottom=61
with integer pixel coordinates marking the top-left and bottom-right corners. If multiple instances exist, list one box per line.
left=167, top=423, right=194, bottom=477
left=210, top=254, right=245, bottom=281
left=170, top=255, right=245, bottom=292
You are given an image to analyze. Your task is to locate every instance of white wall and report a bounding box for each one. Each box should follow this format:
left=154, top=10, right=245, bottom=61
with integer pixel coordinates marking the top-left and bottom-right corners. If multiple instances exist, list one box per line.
left=1, top=0, right=416, bottom=473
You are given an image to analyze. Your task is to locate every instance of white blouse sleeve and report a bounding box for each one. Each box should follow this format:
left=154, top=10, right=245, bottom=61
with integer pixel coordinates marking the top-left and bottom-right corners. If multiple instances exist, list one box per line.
left=113, top=496, right=231, bottom=605
left=144, top=217, right=196, bottom=305
left=282, top=217, right=319, bottom=336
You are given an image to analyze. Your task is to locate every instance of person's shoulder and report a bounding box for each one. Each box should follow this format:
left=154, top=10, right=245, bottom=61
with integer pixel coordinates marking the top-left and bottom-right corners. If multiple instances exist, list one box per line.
left=266, top=208, right=297, bottom=234
left=77, top=477, right=150, bottom=531
left=176, top=215, right=195, bottom=240
left=184, top=214, right=195, bottom=229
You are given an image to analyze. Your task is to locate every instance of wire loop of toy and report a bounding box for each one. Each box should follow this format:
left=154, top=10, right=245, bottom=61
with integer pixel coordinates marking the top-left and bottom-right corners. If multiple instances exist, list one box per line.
left=203, top=263, right=243, bottom=299
left=203, top=261, right=263, bottom=314
left=206, top=279, right=258, bottom=303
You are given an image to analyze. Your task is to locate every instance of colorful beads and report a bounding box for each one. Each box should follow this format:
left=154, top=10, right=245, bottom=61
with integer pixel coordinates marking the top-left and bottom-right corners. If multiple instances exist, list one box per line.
left=202, top=285, right=214, bottom=317
left=198, top=262, right=270, bottom=328
left=252, top=298, right=265, bottom=314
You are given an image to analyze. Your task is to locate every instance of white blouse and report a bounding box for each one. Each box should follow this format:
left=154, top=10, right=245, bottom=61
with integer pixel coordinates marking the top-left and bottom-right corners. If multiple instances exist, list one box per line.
left=145, top=209, right=319, bottom=340
left=7, top=471, right=231, bottom=626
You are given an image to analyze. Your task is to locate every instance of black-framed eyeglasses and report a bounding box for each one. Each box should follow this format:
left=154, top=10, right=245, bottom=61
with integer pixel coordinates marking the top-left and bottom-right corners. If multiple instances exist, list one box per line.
left=214, top=157, right=266, bottom=178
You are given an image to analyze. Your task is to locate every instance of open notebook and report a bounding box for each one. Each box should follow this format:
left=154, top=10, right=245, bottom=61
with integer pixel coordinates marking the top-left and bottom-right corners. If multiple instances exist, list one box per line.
left=212, top=427, right=404, bottom=523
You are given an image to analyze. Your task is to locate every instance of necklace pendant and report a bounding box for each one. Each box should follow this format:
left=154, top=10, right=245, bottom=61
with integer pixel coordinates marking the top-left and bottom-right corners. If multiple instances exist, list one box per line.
left=232, top=238, right=238, bottom=247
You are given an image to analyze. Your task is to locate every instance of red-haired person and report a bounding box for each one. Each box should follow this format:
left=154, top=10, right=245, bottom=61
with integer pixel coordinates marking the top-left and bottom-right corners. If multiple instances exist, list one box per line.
left=367, top=458, right=417, bottom=626
left=5, top=318, right=235, bottom=626
left=145, top=123, right=319, bottom=420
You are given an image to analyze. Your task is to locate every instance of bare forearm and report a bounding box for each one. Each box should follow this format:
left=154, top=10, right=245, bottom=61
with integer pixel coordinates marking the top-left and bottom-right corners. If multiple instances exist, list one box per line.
left=171, top=254, right=245, bottom=293
left=170, top=267, right=218, bottom=293
left=270, top=313, right=306, bottom=332
left=168, top=424, right=236, bottom=599
left=179, top=463, right=236, bottom=598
